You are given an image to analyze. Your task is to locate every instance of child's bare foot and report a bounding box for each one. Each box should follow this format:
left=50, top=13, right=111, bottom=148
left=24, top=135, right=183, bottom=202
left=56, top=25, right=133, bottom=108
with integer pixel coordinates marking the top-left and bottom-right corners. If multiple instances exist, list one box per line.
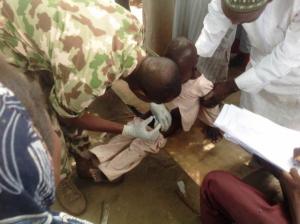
left=75, top=152, right=124, bottom=184
left=75, top=153, right=101, bottom=182
left=202, top=125, right=223, bottom=142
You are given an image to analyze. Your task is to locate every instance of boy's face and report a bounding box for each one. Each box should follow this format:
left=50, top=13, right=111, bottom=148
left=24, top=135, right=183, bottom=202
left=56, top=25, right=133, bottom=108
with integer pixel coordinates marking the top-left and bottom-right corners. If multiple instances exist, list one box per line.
left=128, top=83, right=177, bottom=104
left=177, top=48, right=198, bottom=83
left=130, top=87, right=175, bottom=104
left=130, top=87, right=151, bottom=102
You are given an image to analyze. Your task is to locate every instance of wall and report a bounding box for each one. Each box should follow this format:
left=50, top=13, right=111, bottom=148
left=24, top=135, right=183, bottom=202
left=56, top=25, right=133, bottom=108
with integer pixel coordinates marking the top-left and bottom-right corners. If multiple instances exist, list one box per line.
left=143, top=0, right=175, bottom=55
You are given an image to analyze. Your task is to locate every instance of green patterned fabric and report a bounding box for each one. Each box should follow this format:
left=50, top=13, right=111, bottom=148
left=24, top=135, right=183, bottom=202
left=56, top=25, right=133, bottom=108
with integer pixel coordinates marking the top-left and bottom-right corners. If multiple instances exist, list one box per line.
left=224, top=0, right=268, bottom=12
left=0, top=0, right=146, bottom=118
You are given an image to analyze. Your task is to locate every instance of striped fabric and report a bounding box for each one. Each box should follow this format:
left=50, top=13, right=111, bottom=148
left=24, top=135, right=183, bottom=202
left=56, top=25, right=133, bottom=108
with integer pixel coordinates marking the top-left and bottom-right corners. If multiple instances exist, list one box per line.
left=0, top=83, right=92, bottom=224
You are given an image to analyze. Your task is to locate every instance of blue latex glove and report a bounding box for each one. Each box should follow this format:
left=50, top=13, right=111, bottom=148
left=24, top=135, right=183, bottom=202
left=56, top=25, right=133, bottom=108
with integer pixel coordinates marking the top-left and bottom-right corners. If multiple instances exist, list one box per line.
left=122, top=116, right=161, bottom=141
left=150, top=103, right=172, bottom=132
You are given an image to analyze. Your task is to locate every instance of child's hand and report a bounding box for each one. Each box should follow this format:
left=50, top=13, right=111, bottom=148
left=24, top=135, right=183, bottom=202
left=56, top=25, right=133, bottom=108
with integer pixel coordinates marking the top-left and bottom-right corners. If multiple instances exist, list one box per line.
left=279, top=168, right=300, bottom=224
left=280, top=168, right=300, bottom=195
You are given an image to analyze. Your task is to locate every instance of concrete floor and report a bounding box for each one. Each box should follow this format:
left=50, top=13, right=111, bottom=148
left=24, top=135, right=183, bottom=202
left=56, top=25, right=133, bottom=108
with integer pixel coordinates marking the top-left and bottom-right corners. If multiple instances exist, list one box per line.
left=51, top=65, right=259, bottom=223
left=53, top=151, right=201, bottom=224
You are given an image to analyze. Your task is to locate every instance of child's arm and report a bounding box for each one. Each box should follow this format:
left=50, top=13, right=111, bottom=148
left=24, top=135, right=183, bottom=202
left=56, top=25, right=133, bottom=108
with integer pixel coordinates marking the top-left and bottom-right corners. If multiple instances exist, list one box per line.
left=198, top=104, right=223, bottom=142
left=127, top=105, right=152, bottom=120
left=161, top=108, right=182, bottom=137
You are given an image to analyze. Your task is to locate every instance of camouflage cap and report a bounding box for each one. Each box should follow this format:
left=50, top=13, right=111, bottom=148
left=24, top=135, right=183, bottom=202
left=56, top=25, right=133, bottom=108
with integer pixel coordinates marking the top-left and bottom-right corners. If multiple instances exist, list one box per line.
left=224, top=0, right=269, bottom=13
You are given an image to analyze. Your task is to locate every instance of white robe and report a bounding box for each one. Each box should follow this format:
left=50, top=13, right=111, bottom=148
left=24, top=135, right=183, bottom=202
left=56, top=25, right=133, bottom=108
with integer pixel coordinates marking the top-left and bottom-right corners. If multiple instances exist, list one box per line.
left=195, top=0, right=300, bottom=130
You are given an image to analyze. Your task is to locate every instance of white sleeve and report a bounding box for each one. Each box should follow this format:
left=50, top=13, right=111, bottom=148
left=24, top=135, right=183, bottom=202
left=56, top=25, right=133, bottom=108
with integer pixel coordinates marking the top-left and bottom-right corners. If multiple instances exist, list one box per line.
left=195, top=0, right=233, bottom=57
left=235, top=12, right=300, bottom=93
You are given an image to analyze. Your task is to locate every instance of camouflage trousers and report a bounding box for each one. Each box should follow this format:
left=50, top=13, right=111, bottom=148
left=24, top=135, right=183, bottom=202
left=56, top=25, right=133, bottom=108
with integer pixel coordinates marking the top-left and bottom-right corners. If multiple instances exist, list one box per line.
left=50, top=113, right=72, bottom=178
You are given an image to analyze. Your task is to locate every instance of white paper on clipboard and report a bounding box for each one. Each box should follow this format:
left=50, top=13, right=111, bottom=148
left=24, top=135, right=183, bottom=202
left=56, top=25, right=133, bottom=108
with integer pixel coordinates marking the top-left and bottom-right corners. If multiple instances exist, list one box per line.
left=214, top=104, right=300, bottom=172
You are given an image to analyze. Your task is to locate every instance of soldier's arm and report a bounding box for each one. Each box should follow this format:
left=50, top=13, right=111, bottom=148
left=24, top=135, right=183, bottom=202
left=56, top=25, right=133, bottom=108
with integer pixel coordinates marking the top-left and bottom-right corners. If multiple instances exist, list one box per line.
left=60, top=113, right=124, bottom=134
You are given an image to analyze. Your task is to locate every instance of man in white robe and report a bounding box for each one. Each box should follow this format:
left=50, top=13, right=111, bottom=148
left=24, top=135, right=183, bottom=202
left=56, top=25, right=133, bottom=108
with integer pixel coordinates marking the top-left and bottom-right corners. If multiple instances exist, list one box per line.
left=197, top=0, right=300, bottom=131
left=197, top=1, right=300, bottom=223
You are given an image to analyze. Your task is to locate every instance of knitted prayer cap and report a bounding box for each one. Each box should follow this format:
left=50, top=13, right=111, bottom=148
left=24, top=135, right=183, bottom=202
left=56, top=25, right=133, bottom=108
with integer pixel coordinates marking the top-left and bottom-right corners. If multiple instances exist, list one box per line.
left=224, top=0, right=269, bottom=13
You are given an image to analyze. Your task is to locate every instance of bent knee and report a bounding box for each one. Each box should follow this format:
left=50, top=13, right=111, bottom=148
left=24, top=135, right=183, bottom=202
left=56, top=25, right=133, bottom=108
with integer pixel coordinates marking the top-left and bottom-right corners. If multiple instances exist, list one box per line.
left=201, top=171, right=236, bottom=193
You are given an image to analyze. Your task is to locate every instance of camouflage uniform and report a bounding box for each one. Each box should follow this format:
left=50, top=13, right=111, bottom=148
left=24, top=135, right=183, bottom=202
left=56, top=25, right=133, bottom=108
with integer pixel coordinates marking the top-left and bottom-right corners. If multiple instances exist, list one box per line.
left=0, top=0, right=146, bottom=176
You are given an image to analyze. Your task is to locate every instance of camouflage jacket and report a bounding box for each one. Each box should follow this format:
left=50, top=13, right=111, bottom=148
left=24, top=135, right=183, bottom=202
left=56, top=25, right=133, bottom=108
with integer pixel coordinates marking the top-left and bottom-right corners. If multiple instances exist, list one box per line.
left=0, top=0, right=146, bottom=118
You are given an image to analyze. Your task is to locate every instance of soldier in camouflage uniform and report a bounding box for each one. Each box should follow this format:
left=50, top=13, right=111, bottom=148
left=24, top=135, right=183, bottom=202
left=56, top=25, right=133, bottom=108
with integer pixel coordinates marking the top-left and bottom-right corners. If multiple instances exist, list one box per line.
left=0, top=0, right=181, bottom=215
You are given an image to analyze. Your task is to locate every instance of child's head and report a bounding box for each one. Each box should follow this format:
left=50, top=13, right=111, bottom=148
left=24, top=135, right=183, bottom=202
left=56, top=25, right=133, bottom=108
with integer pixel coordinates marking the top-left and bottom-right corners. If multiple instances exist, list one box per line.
left=125, top=56, right=181, bottom=104
left=165, top=37, right=198, bottom=83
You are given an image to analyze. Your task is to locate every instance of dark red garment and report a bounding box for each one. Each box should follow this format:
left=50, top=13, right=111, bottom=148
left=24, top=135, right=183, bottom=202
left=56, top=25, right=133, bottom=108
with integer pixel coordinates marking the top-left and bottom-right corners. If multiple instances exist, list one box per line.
left=200, top=171, right=290, bottom=224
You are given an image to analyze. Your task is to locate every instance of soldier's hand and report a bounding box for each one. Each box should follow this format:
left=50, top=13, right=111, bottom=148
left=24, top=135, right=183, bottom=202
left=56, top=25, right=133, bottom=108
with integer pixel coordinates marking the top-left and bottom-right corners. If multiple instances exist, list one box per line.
left=122, top=116, right=161, bottom=141
left=150, top=103, right=172, bottom=132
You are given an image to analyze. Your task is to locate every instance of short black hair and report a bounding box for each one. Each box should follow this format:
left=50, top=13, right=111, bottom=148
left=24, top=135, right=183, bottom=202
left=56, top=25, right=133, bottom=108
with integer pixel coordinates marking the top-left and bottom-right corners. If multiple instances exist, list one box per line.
left=165, top=37, right=196, bottom=62
left=165, top=37, right=198, bottom=82
left=138, top=56, right=181, bottom=103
